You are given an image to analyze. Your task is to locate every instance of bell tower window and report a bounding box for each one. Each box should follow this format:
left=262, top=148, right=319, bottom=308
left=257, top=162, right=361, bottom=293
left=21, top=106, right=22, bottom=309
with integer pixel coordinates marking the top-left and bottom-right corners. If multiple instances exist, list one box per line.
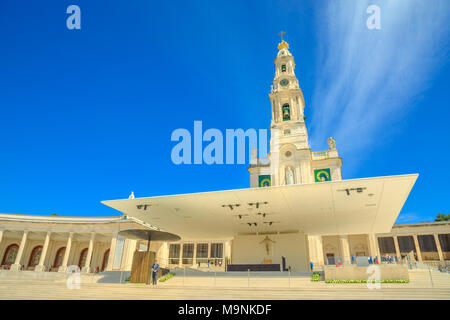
left=282, top=104, right=290, bottom=121
left=281, top=64, right=286, bottom=72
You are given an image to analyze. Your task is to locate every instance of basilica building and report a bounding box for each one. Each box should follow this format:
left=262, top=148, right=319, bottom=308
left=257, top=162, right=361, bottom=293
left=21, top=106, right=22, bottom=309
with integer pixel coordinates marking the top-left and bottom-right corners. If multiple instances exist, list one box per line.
left=1, top=39, right=449, bottom=273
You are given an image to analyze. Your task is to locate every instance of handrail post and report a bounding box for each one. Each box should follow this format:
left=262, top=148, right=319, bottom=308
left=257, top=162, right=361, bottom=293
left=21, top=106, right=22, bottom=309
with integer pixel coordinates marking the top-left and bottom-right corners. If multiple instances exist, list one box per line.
left=428, top=266, right=434, bottom=288
left=288, top=270, right=291, bottom=288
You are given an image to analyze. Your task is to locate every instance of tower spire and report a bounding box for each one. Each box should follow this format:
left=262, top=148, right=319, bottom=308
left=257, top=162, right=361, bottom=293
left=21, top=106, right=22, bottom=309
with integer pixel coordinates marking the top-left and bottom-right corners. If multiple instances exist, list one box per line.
left=277, top=31, right=289, bottom=50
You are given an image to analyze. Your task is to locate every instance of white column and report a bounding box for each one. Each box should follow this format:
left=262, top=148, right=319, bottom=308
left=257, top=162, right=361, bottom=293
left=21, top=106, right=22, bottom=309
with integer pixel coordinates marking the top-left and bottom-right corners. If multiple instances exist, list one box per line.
left=0, top=230, right=4, bottom=267
left=106, top=231, right=118, bottom=271
left=393, top=236, right=401, bottom=259
left=339, top=235, right=351, bottom=264
left=192, top=243, right=197, bottom=267
left=207, top=242, right=212, bottom=267
left=0, top=230, right=4, bottom=257
left=158, top=242, right=169, bottom=268
left=225, top=240, right=232, bottom=265
left=178, top=243, right=183, bottom=267
left=11, top=231, right=28, bottom=271
left=434, top=234, right=444, bottom=262
left=35, top=232, right=51, bottom=272
left=59, top=232, right=74, bottom=272
left=412, top=234, right=422, bottom=262
left=82, top=233, right=95, bottom=273
left=316, top=236, right=324, bottom=265
left=307, top=236, right=317, bottom=263
left=367, top=233, right=381, bottom=259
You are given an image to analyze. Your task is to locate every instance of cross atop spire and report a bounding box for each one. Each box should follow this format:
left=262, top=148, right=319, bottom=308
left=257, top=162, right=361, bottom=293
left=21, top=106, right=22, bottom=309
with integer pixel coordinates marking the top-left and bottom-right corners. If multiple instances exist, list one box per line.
left=277, top=31, right=289, bottom=50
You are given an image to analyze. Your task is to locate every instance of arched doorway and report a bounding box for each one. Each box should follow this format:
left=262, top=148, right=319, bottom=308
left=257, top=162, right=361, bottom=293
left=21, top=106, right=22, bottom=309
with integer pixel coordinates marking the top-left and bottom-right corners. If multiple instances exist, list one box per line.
left=28, top=246, right=43, bottom=269
left=282, top=104, right=290, bottom=121
left=102, top=249, right=110, bottom=271
left=53, top=247, right=66, bottom=269
left=78, top=248, right=88, bottom=269
left=1, top=244, right=19, bottom=269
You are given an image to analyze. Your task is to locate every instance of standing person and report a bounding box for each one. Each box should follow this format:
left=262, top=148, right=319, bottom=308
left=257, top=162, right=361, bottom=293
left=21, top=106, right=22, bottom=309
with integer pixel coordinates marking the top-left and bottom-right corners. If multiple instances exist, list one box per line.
left=151, top=260, right=159, bottom=285
left=207, top=259, right=210, bottom=268
left=351, top=256, right=355, bottom=264
left=310, top=261, right=314, bottom=271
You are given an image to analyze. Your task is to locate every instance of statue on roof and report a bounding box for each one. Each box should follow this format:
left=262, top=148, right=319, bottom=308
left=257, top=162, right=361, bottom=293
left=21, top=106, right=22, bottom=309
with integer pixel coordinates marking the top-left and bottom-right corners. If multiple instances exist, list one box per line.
left=327, top=137, right=336, bottom=150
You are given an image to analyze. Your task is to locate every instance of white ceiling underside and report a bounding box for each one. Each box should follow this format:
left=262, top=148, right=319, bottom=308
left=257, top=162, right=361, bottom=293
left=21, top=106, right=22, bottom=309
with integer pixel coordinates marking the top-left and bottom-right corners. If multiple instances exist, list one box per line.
left=102, top=174, right=418, bottom=240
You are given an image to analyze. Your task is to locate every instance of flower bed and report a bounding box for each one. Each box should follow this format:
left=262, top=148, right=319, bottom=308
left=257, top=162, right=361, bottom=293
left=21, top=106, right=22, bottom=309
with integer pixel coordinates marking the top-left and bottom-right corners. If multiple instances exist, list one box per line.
left=311, top=273, right=321, bottom=282
left=159, top=273, right=175, bottom=282
left=325, top=279, right=409, bottom=284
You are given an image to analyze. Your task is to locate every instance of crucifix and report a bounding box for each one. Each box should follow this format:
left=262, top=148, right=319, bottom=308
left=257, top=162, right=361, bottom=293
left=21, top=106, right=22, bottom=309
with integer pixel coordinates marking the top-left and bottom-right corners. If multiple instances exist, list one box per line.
left=278, top=31, right=286, bottom=41
left=260, top=235, right=276, bottom=255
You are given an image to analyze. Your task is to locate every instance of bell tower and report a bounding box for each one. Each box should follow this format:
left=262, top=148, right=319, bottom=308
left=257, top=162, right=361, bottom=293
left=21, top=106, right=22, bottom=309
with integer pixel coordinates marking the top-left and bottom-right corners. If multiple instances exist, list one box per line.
left=248, top=33, right=343, bottom=188
left=269, top=35, right=309, bottom=150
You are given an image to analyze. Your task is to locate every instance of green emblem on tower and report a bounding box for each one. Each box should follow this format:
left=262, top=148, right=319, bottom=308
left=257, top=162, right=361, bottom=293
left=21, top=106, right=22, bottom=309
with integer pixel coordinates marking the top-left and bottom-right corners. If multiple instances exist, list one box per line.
left=259, top=175, right=271, bottom=187
left=314, top=168, right=331, bottom=182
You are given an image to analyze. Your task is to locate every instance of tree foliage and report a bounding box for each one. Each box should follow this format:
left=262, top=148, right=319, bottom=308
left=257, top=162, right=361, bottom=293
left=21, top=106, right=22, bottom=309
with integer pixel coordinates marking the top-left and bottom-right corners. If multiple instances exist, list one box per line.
left=435, top=213, right=450, bottom=222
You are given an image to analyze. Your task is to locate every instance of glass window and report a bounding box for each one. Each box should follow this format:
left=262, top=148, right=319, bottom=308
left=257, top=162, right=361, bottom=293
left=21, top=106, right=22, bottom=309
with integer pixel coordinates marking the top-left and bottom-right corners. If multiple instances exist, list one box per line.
left=438, top=234, right=450, bottom=252
left=377, top=237, right=395, bottom=254
left=196, top=243, right=208, bottom=265
left=281, top=64, right=286, bottom=72
left=112, top=235, right=125, bottom=270
left=78, top=248, right=88, bottom=268
left=138, top=243, right=148, bottom=251
left=53, top=247, right=65, bottom=267
left=169, top=244, right=180, bottom=264
left=210, top=243, right=223, bottom=258
left=28, top=246, right=43, bottom=267
left=3, top=244, right=19, bottom=266
left=182, top=243, right=194, bottom=264
left=210, top=243, right=223, bottom=267
left=398, top=236, right=415, bottom=253
left=418, top=235, right=437, bottom=252
left=196, top=243, right=208, bottom=258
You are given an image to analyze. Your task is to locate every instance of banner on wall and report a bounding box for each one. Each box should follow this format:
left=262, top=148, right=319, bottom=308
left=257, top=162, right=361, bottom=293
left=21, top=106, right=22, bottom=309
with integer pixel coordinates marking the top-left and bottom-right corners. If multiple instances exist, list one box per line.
left=258, top=175, right=271, bottom=187
left=314, top=168, right=331, bottom=182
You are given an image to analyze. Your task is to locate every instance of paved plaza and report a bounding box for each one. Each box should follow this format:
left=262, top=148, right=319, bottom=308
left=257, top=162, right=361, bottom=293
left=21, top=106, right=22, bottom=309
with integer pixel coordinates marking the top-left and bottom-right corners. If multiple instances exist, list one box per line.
left=0, top=269, right=449, bottom=300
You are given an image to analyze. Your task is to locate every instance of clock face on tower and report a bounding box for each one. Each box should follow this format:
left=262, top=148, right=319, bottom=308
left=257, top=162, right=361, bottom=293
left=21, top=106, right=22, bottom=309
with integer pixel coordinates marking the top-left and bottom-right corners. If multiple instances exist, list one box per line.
left=280, top=79, right=289, bottom=87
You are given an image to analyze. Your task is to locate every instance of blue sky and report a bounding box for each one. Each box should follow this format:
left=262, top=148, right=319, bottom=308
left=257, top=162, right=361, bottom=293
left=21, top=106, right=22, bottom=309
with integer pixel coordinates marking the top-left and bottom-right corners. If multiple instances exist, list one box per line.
left=0, top=0, right=449, bottom=223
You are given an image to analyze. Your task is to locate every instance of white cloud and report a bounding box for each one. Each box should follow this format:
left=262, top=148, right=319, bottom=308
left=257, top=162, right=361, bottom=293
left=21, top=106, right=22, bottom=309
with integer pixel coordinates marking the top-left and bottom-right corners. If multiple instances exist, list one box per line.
left=395, top=212, right=434, bottom=224
left=309, top=1, right=450, bottom=172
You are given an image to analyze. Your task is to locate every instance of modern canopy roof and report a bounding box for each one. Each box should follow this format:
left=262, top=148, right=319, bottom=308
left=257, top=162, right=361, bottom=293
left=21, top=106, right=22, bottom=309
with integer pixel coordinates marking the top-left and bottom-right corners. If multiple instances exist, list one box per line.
left=118, top=229, right=181, bottom=242
left=102, top=174, right=418, bottom=241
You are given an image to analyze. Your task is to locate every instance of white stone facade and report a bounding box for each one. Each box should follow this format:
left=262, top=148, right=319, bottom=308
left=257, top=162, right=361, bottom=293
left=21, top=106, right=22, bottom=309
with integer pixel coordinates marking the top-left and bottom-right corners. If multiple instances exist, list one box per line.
left=0, top=213, right=151, bottom=272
